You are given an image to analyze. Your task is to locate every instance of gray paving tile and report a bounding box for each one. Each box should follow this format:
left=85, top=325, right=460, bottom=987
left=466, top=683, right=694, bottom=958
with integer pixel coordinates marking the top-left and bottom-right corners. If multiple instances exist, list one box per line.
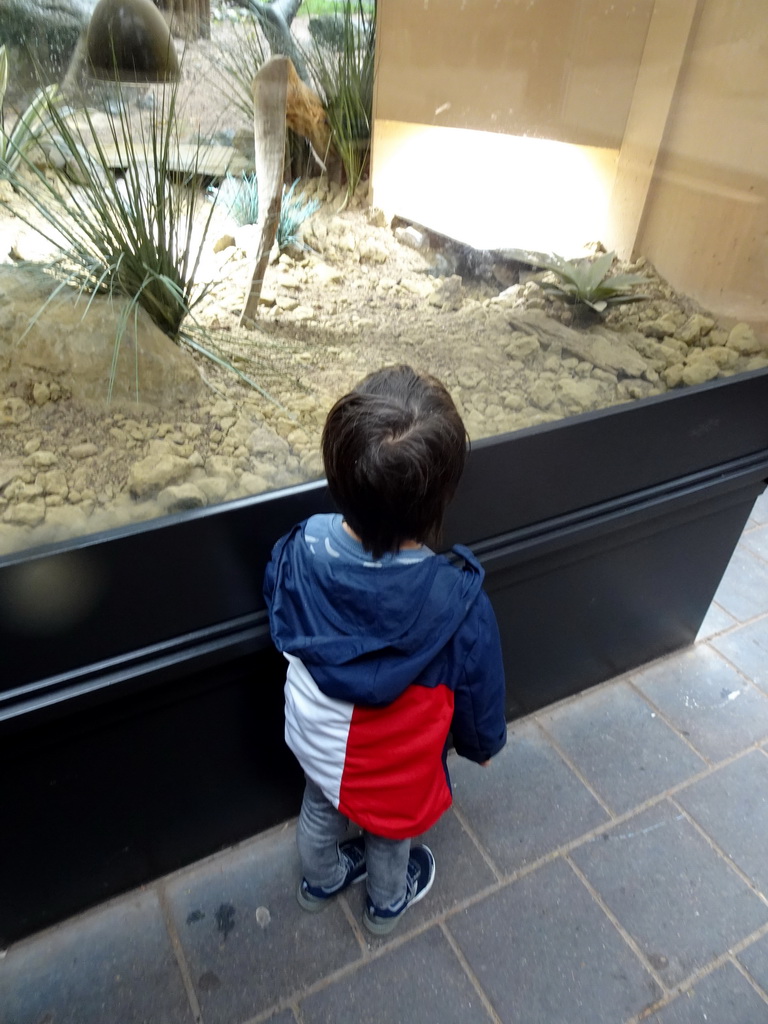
left=449, top=719, right=609, bottom=874
left=538, top=682, right=706, bottom=814
left=738, top=932, right=768, bottom=992
left=696, top=601, right=737, bottom=640
left=0, top=890, right=193, bottom=1024
left=632, top=647, right=768, bottom=761
left=264, top=1013, right=298, bottom=1024
left=712, top=616, right=768, bottom=695
left=748, top=490, right=768, bottom=525
left=743, top=524, right=768, bottom=563
left=710, top=544, right=768, bottom=621
left=299, top=927, right=494, bottom=1024
left=647, top=962, right=768, bottom=1023
left=344, top=805, right=498, bottom=945
left=570, top=801, right=768, bottom=987
left=165, top=827, right=362, bottom=1024
left=675, top=751, right=768, bottom=896
left=447, top=858, right=661, bottom=1024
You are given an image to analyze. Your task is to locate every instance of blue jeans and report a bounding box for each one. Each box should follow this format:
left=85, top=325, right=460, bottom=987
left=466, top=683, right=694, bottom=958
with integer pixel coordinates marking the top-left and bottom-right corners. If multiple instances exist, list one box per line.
left=297, top=777, right=411, bottom=910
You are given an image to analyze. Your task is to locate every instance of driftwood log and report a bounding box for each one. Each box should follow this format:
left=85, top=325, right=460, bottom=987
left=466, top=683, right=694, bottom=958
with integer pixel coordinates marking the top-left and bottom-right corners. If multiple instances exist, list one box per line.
left=240, top=56, right=289, bottom=325
left=240, top=56, right=333, bottom=322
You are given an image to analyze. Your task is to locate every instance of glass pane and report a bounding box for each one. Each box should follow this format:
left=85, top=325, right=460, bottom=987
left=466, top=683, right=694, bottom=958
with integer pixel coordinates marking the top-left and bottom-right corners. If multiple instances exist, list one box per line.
left=1, top=0, right=766, bottom=558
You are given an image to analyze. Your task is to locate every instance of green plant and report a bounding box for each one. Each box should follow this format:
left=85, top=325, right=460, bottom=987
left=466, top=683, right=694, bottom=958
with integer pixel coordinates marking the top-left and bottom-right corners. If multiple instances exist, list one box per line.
left=214, top=14, right=268, bottom=122
left=212, top=173, right=320, bottom=248
left=216, top=171, right=261, bottom=226
left=276, top=179, right=321, bottom=249
left=302, top=0, right=375, bottom=203
left=511, top=249, right=649, bottom=314
left=1, top=74, right=281, bottom=403
left=0, top=45, right=60, bottom=177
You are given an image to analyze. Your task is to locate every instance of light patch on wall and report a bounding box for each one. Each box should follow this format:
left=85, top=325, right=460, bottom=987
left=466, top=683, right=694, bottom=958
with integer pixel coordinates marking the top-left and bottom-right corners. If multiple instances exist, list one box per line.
left=0, top=550, right=105, bottom=635
left=372, top=120, right=619, bottom=256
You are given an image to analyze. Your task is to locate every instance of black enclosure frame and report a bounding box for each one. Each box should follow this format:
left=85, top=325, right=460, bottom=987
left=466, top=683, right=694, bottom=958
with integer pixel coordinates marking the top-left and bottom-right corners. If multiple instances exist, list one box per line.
left=2, top=368, right=768, bottom=944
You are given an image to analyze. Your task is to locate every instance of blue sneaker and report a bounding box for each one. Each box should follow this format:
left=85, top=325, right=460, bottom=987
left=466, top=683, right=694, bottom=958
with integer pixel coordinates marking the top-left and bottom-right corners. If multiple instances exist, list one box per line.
left=297, top=836, right=367, bottom=912
left=363, top=844, right=435, bottom=936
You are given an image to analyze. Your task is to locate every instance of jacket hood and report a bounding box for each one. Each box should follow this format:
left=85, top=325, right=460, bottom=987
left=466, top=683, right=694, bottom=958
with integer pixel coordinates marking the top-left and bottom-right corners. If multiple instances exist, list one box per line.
left=264, top=522, right=485, bottom=705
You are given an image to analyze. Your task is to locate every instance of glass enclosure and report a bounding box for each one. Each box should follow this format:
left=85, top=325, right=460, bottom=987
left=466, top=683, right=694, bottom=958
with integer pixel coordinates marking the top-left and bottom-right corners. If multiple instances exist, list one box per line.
left=0, top=0, right=766, bottom=557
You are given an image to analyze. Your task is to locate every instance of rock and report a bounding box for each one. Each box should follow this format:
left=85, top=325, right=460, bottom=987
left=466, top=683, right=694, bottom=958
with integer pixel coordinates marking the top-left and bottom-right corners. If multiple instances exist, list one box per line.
left=663, top=363, right=686, bottom=388
left=676, top=314, right=715, bottom=344
left=194, top=475, right=232, bottom=504
left=727, top=323, right=765, bottom=355
left=213, top=235, right=236, bottom=253
left=32, top=382, right=51, bottom=405
left=0, top=266, right=204, bottom=405
left=456, top=368, right=485, bottom=390
left=37, top=469, right=69, bottom=497
left=706, top=346, right=740, bottom=370
left=157, top=483, right=207, bottom=512
left=394, top=226, right=429, bottom=251
left=428, top=275, right=463, bottom=310
left=0, top=0, right=96, bottom=83
left=0, top=397, right=31, bottom=424
left=0, top=461, right=21, bottom=491
left=3, top=500, right=45, bottom=526
left=682, top=356, right=720, bottom=386
left=504, top=333, right=540, bottom=361
left=559, top=378, right=605, bottom=411
left=529, top=381, right=556, bottom=409
left=358, top=240, right=389, bottom=264
left=640, top=313, right=679, bottom=339
left=127, top=451, right=192, bottom=499
left=69, top=442, right=99, bottom=459
left=309, top=263, right=344, bottom=286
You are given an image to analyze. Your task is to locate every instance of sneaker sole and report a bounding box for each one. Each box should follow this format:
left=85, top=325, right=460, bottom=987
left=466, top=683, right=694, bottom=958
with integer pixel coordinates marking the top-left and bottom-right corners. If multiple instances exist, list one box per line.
left=296, top=870, right=368, bottom=913
left=362, top=848, right=436, bottom=936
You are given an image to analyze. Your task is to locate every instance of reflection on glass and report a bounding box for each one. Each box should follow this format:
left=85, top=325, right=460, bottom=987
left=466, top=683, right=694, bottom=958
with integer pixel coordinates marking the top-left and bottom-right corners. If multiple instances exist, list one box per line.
left=0, top=0, right=766, bottom=558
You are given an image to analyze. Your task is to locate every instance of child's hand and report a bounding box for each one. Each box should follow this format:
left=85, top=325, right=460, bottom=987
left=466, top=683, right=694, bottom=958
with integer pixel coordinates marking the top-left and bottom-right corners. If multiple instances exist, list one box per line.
left=480, top=760, right=490, bottom=766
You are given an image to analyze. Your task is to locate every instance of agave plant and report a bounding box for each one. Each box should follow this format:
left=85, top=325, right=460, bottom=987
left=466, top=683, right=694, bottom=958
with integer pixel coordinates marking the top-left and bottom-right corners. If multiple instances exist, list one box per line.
left=0, top=75, right=284, bottom=403
left=510, top=248, right=649, bottom=314
left=0, top=45, right=61, bottom=177
left=212, top=173, right=320, bottom=250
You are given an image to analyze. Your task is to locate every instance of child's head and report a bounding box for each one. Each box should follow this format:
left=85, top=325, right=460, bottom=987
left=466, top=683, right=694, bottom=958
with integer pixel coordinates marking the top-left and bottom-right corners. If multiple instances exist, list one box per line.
left=321, top=365, right=468, bottom=557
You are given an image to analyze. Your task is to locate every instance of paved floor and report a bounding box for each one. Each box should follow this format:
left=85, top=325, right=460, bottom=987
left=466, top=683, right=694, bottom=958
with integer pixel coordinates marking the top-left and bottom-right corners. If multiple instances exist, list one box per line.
left=3, top=491, right=768, bottom=1024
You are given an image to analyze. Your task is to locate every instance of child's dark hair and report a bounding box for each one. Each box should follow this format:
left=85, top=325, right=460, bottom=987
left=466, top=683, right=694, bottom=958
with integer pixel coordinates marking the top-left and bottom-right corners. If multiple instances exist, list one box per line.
left=321, top=365, right=468, bottom=558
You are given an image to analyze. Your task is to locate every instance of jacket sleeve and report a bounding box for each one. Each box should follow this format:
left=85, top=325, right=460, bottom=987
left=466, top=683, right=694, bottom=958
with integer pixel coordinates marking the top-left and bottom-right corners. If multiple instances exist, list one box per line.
left=451, top=591, right=507, bottom=763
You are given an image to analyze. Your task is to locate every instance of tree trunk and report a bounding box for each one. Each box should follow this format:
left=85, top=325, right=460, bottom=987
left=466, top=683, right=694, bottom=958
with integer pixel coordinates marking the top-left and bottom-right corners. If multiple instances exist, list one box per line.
left=246, top=0, right=308, bottom=83
left=156, top=0, right=210, bottom=41
left=240, top=55, right=289, bottom=325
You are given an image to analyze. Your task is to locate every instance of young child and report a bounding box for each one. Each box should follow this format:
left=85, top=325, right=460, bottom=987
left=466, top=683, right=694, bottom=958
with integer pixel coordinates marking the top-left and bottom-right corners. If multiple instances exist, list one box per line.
left=263, top=364, right=507, bottom=936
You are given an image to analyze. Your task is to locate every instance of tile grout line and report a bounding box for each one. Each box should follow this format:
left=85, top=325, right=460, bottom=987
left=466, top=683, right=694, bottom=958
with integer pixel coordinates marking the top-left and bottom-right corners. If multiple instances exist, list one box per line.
left=563, top=855, right=669, bottom=999
left=533, top=718, right=618, bottom=818
left=626, top=678, right=717, bottom=766
left=668, top=795, right=768, bottom=909
left=449, top=801, right=506, bottom=883
left=702, top=639, right=768, bottom=702
left=624, top=927, right=768, bottom=1023
left=157, top=882, right=205, bottom=1024
left=337, top=891, right=372, bottom=955
left=439, top=920, right=504, bottom=1024
left=729, top=952, right=768, bottom=1007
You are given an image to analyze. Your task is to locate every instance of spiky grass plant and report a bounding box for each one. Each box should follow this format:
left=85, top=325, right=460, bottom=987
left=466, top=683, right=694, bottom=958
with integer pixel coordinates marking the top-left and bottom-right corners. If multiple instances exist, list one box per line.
left=0, top=45, right=60, bottom=177
left=0, top=74, right=291, bottom=402
left=302, top=0, right=375, bottom=203
left=214, top=14, right=268, bottom=123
